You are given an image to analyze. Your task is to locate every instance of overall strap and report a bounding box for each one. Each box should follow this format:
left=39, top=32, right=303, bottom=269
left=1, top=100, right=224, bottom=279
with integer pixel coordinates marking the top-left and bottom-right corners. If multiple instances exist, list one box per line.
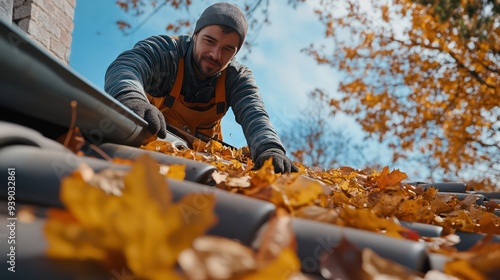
left=163, top=57, right=185, bottom=108
left=215, top=70, right=226, bottom=114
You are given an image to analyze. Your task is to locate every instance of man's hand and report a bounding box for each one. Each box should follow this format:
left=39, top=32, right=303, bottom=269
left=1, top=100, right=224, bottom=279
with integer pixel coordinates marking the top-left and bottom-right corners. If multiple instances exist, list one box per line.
left=121, top=98, right=167, bottom=138
left=254, top=148, right=299, bottom=173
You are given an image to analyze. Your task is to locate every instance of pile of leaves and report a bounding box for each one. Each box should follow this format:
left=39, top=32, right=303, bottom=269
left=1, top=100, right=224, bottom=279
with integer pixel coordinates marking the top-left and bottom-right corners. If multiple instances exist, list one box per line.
left=45, top=155, right=305, bottom=279
left=142, top=140, right=500, bottom=236
left=45, top=139, right=500, bottom=279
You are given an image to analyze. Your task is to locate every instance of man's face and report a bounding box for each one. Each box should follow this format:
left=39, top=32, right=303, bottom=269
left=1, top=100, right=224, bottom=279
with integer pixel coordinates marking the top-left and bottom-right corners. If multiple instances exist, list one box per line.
left=192, top=25, right=240, bottom=80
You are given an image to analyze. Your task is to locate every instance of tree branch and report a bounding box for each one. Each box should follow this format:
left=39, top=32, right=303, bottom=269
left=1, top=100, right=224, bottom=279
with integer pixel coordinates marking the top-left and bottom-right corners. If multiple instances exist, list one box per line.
left=389, top=36, right=497, bottom=89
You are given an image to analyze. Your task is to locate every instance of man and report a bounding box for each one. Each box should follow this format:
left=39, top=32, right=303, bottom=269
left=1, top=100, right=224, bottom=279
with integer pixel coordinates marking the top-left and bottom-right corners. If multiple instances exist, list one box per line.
left=105, top=2, right=298, bottom=173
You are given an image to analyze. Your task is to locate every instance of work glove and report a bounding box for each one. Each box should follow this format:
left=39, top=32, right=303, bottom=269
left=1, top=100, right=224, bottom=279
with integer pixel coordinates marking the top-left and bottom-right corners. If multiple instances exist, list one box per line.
left=121, top=98, right=167, bottom=138
left=254, top=148, right=299, bottom=173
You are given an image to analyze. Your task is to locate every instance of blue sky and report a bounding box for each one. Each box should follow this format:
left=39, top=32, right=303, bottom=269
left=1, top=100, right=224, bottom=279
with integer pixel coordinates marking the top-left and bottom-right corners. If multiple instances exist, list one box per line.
left=69, top=0, right=408, bottom=175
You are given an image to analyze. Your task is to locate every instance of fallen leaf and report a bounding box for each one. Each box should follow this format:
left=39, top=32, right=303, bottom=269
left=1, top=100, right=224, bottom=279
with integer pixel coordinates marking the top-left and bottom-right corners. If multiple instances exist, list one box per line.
left=255, top=208, right=297, bottom=263
left=362, top=247, right=424, bottom=279
left=295, top=205, right=339, bottom=224
left=444, top=260, right=487, bottom=280
left=274, top=176, right=324, bottom=209
left=45, top=208, right=116, bottom=265
left=57, top=127, right=85, bottom=154
left=319, top=237, right=368, bottom=280
left=136, top=131, right=499, bottom=279
left=178, top=235, right=257, bottom=280
left=159, top=164, right=186, bottom=180
left=239, top=248, right=303, bottom=280
left=338, top=207, right=419, bottom=240
left=226, top=175, right=251, bottom=188
left=250, top=157, right=280, bottom=189
left=45, top=154, right=217, bottom=280
left=320, top=237, right=424, bottom=280
left=373, top=166, right=408, bottom=189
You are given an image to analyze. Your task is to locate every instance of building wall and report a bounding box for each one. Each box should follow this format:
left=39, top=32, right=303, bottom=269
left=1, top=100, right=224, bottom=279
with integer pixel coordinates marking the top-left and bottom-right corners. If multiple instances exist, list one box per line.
left=11, top=0, right=75, bottom=64
left=0, top=0, right=14, bottom=22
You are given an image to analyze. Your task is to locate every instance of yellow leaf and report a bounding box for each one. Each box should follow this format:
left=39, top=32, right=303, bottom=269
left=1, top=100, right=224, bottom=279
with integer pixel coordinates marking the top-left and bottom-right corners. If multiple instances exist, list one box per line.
left=45, top=154, right=217, bottom=280
left=362, top=247, right=422, bottom=278
left=208, top=140, right=224, bottom=153
left=338, top=207, right=414, bottom=239
left=374, top=167, right=408, bottom=189
left=274, top=176, right=324, bottom=208
left=159, top=164, right=186, bottom=180
left=141, top=139, right=178, bottom=154
left=444, top=259, right=487, bottom=280
left=255, top=208, right=297, bottom=263
left=192, top=138, right=207, bottom=152
left=178, top=235, right=257, bottom=279
left=295, top=205, right=340, bottom=224
left=250, top=157, right=279, bottom=188
left=238, top=248, right=302, bottom=280
left=44, top=209, right=111, bottom=261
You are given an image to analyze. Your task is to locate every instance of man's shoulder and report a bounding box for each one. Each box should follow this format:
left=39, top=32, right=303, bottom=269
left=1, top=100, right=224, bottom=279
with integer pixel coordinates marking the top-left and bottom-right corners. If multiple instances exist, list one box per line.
left=227, top=60, right=253, bottom=76
left=135, top=34, right=191, bottom=55
left=224, top=60, right=257, bottom=91
left=166, top=34, right=192, bottom=48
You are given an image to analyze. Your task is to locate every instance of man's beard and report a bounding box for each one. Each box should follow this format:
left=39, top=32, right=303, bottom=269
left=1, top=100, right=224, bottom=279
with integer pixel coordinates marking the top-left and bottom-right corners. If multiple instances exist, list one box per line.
left=193, top=47, right=222, bottom=79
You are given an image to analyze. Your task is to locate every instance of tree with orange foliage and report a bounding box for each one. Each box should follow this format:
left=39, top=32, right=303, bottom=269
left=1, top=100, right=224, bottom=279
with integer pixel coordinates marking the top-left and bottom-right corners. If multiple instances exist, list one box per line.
left=303, top=0, right=499, bottom=189
left=115, top=1, right=499, bottom=189
left=307, top=0, right=500, bottom=187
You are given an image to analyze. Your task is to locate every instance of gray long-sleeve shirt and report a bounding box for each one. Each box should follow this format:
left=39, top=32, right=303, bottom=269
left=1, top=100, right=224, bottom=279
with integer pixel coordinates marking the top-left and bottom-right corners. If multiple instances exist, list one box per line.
left=104, top=34, right=285, bottom=160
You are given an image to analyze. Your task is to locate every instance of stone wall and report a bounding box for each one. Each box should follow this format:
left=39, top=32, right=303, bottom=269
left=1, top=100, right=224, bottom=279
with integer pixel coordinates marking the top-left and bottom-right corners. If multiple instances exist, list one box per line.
left=0, top=0, right=14, bottom=22
left=11, top=0, right=75, bottom=64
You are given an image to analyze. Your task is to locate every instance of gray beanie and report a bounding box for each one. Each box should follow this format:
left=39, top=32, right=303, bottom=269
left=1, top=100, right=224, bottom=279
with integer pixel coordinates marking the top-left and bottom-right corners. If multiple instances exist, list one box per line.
left=194, top=2, right=248, bottom=51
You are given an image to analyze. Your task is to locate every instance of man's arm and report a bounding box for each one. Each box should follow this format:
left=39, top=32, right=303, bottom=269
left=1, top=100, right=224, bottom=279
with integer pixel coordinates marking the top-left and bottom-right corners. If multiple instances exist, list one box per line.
left=226, top=65, right=298, bottom=173
left=104, top=35, right=180, bottom=137
left=105, top=35, right=179, bottom=101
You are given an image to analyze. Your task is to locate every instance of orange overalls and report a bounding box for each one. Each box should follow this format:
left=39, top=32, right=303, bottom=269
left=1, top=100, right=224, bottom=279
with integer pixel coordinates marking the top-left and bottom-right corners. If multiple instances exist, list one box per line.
left=146, top=58, right=227, bottom=141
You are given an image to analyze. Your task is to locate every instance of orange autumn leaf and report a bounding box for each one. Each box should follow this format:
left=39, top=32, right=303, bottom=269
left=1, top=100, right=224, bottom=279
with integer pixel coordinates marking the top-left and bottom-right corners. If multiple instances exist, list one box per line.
left=176, top=210, right=306, bottom=280
left=338, top=207, right=418, bottom=240
left=141, top=139, right=179, bottom=154
left=178, top=235, right=257, bottom=279
left=192, top=138, right=207, bottom=152
left=111, top=157, right=134, bottom=165
left=320, top=237, right=367, bottom=280
left=478, top=213, right=500, bottom=234
left=240, top=209, right=305, bottom=279
left=45, top=154, right=217, bottom=280
left=273, top=175, right=324, bottom=209
left=56, top=127, right=85, bottom=154
left=330, top=190, right=352, bottom=206
left=116, top=20, right=131, bottom=31
left=361, top=248, right=425, bottom=279
left=373, top=166, right=408, bottom=189
left=244, top=184, right=287, bottom=209
left=444, top=260, right=488, bottom=280
left=142, top=134, right=499, bottom=237
left=116, top=1, right=129, bottom=12
left=45, top=208, right=112, bottom=262
left=320, top=237, right=426, bottom=279
left=441, top=236, right=500, bottom=279
left=238, top=248, right=303, bottom=280
left=295, top=205, right=340, bottom=224
left=207, top=140, right=224, bottom=154
left=249, top=157, right=280, bottom=189
left=466, top=240, right=500, bottom=277
left=255, top=208, right=297, bottom=263
left=159, top=164, right=186, bottom=180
